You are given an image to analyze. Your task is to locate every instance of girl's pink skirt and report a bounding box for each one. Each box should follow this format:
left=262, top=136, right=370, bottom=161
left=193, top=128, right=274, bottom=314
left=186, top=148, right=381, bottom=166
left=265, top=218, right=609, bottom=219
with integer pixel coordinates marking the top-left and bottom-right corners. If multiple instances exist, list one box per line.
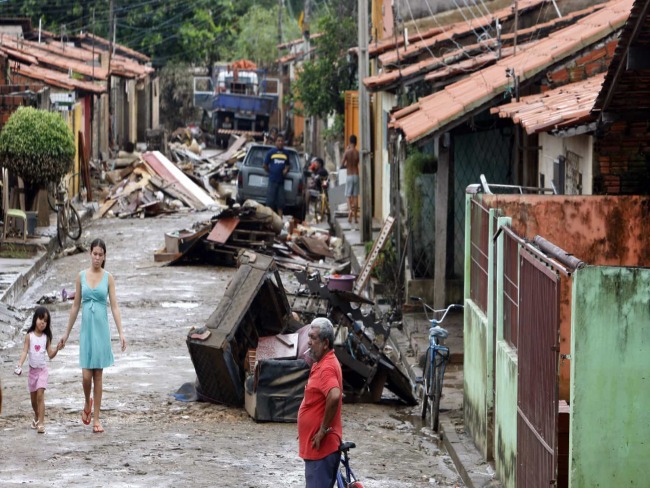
left=28, top=367, right=48, bottom=393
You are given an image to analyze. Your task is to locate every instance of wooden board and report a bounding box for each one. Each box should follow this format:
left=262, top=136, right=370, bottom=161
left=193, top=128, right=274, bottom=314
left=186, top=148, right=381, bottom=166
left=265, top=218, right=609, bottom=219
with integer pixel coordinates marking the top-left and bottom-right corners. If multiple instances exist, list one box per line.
left=353, top=216, right=395, bottom=295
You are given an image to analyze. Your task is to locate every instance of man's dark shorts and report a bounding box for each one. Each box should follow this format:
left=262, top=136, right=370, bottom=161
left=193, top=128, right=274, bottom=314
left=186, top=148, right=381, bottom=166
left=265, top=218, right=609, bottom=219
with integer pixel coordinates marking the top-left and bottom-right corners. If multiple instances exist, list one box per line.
left=305, top=450, right=341, bottom=488
left=266, top=180, right=285, bottom=212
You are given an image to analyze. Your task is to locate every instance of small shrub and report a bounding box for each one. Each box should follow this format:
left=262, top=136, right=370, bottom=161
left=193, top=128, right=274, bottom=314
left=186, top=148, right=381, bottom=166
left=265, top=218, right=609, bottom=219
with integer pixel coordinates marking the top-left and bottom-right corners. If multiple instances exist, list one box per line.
left=0, top=107, right=75, bottom=186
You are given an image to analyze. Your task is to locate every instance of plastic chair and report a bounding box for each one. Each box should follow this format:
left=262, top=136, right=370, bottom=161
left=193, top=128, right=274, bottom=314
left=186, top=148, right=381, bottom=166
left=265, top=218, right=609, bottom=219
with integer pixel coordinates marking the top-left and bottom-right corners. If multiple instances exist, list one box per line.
left=2, top=168, right=27, bottom=242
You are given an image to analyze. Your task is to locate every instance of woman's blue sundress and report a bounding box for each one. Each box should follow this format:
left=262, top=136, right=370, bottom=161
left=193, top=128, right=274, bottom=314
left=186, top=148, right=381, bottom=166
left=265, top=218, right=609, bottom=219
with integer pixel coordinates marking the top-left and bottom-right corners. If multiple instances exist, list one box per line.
left=79, top=270, right=114, bottom=369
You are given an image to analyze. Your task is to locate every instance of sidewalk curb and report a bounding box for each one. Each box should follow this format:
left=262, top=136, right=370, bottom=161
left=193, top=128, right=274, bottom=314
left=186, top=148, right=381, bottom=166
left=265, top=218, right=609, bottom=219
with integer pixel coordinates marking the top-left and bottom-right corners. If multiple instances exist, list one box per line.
left=439, top=416, right=501, bottom=488
left=1, top=206, right=93, bottom=305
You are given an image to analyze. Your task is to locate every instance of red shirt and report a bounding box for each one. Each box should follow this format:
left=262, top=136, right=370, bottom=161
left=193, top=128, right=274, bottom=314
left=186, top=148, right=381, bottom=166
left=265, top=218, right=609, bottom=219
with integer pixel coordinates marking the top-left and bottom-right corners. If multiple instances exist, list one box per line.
left=297, top=350, right=343, bottom=460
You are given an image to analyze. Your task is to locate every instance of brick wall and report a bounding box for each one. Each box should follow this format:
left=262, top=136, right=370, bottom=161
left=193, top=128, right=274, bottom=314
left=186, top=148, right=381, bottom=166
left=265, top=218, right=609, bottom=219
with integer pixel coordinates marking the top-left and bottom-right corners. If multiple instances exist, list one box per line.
left=546, top=39, right=618, bottom=86
left=594, top=121, right=650, bottom=195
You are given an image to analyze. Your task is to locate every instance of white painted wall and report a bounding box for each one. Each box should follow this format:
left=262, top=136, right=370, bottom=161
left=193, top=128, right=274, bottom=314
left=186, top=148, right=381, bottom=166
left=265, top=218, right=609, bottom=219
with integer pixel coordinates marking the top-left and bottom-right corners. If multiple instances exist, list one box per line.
left=538, top=133, right=593, bottom=195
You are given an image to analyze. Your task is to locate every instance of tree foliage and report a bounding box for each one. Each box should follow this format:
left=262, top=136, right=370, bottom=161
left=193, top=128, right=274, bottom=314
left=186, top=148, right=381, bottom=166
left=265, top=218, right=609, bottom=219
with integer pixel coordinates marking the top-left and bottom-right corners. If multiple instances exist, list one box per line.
left=0, top=107, right=75, bottom=186
left=292, top=13, right=357, bottom=118
left=233, top=5, right=300, bottom=69
left=158, top=62, right=199, bottom=129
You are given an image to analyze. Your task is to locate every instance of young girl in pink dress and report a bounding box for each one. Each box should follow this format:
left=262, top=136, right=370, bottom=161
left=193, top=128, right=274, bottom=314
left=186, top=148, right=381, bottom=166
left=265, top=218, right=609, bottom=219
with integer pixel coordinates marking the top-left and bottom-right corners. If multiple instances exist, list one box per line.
left=15, top=306, right=61, bottom=433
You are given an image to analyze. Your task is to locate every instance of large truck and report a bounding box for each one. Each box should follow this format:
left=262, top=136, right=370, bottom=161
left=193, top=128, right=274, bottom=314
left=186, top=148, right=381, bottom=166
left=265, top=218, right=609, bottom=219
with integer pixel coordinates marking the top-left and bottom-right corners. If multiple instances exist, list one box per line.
left=193, top=61, right=280, bottom=147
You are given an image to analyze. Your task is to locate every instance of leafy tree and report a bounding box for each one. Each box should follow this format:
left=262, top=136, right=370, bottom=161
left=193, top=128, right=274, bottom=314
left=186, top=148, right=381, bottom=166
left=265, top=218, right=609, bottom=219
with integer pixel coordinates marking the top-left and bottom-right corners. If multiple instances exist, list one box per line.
left=233, top=5, right=300, bottom=68
left=0, top=107, right=75, bottom=186
left=292, top=13, right=357, bottom=118
left=158, top=62, right=199, bottom=129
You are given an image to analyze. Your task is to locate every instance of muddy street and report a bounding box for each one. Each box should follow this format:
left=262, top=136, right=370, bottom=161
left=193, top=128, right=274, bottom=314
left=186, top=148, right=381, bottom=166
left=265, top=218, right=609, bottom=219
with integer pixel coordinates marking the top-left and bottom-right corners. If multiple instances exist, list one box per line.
left=0, top=211, right=462, bottom=487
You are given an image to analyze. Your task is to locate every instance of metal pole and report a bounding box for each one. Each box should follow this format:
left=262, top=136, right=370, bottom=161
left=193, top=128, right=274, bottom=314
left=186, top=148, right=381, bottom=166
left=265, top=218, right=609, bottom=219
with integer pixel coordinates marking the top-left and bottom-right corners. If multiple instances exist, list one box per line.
left=358, top=0, right=372, bottom=241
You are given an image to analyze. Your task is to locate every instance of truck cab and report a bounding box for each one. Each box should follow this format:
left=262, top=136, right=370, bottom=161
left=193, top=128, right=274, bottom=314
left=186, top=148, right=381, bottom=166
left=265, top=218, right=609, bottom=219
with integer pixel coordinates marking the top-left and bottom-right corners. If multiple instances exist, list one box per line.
left=194, top=63, right=280, bottom=147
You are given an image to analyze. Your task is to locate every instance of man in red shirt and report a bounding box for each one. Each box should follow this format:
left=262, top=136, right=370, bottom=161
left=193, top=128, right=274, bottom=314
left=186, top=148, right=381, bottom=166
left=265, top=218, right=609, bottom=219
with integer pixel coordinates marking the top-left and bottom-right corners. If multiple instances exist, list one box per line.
left=298, top=318, right=343, bottom=488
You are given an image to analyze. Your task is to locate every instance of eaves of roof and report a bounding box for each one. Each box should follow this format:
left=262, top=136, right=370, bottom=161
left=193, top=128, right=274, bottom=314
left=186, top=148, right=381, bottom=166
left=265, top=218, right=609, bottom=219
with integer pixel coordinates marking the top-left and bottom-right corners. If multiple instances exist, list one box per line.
left=276, top=47, right=316, bottom=64
left=491, top=72, right=605, bottom=134
left=391, top=0, right=633, bottom=144
left=12, top=62, right=105, bottom=94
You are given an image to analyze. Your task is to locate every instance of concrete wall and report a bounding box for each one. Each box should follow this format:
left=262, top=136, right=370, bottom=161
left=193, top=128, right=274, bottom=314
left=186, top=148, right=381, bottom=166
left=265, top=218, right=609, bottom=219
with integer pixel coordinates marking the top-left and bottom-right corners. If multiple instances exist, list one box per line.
left=480, top=194, right=650, bottom=400
left=494, top=341, right=517, bottom=488
left=463, top=299, right=490, bottom=459
left=570, top=266, right=650, bottom=487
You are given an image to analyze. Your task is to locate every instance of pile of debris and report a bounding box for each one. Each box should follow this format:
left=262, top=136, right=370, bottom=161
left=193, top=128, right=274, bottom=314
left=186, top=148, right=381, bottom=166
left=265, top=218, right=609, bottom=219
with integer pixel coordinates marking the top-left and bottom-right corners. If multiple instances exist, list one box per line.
left=97, top=151, right=217, bottom=219
left=186, top=253, right=415, bottom=422
left=155, top=204, right=348, bottom=273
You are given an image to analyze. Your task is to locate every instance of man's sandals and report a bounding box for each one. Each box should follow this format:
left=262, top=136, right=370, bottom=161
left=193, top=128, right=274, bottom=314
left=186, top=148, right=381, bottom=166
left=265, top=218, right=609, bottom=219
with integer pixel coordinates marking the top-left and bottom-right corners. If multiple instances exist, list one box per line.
left=81, top=399, right=93, bottom=425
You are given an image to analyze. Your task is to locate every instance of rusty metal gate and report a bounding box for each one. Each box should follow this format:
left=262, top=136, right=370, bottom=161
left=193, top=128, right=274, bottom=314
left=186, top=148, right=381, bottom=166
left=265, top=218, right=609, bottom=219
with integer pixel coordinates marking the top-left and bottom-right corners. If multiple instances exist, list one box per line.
left=517, top=249, right=560, bottom=487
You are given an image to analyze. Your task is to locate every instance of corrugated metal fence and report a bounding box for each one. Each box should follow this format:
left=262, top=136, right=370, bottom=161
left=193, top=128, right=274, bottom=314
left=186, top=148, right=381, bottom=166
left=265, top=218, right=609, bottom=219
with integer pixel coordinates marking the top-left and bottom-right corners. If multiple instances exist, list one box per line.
left=516, top=249, right=560, bottom=487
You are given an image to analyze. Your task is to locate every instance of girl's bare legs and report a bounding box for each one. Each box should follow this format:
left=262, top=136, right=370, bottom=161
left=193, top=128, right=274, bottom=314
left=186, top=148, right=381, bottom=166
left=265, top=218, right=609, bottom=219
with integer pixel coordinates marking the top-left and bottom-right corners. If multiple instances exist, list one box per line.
left=92, top=369, right=104, bottom=430
left=36, top=388, right=45, bottom=426
left=30, top=390, right=38, bottom=425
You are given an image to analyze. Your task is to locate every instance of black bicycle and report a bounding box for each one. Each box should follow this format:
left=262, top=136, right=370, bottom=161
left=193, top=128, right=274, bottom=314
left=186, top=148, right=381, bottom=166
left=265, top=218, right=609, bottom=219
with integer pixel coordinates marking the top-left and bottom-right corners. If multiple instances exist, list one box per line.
left=412, top=296, right=463, bottom=432
left=50, top=178, right=82, bottom=247
left=336, top=441, right=364, bottom=488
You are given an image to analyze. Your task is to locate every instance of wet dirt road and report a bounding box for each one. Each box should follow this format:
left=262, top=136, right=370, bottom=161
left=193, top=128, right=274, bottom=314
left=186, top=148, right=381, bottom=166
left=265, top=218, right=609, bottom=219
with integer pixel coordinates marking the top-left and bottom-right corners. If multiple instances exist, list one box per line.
left=0, top=211, right=463, bottom=487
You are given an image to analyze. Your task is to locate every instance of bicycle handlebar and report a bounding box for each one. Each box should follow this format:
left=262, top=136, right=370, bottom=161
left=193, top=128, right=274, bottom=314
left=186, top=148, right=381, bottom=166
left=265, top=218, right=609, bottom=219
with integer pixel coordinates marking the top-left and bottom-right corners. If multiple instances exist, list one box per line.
left=410, top=296, right=463, bottom=324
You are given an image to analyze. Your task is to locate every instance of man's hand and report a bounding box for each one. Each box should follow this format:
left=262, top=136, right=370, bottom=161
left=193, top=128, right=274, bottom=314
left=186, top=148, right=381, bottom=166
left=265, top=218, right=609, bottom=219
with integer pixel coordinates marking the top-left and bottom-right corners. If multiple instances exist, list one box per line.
left=311, top=425, right=329, bottom=451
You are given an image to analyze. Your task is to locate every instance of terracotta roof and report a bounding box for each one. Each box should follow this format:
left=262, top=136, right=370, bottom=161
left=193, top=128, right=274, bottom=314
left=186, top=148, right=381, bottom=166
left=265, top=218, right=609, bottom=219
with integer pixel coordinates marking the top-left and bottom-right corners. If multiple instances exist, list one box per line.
left=378, top=0, right=548, bottom=67
left=491, top=72, right=605, bottom=134
left=0, top=36, right=153, bottom=80
left=350, top=26, right=443, bottom=58
left=11, top=61, right=105, bottom=94
left=277, top=33, right=322, bottom=50
left=78, top=32, right=150, bottom=63
left=593, top=0, right=650, bottom=113
left=367, top=4, right=605, bottom=91
left=276, top=47, right=316, bottom=64
left=391, top=0, right=633, bottom=143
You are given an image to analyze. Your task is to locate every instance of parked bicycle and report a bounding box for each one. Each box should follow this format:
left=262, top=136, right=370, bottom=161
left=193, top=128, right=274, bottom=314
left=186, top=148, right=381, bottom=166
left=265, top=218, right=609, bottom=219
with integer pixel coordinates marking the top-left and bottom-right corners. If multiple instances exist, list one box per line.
left=412, top=296, right=463, bottom=431
left=336, top=441, right=364, bottom=488
left=48, top=178, right=82, bottom=247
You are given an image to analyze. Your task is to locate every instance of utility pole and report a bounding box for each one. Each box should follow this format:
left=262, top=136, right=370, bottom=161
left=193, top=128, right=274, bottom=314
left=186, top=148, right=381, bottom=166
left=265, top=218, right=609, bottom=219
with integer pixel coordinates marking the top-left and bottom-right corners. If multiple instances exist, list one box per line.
left=358, top=0, right=372, bottom=241
left=303, top=0, right=316, bottom=159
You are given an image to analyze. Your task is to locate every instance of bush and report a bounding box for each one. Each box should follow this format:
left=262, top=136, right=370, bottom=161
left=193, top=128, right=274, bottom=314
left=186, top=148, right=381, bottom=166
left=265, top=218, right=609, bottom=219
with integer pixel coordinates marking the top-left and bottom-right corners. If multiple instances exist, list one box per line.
left=0, top=107, right=75, bottom=186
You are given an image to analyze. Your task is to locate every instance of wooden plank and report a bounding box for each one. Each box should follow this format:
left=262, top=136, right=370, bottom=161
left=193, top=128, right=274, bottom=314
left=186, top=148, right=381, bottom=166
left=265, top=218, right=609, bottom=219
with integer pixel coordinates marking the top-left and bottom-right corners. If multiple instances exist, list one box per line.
left=353, top=216, right=395, bottom=295
left=207, top=217, right=240, bottom=244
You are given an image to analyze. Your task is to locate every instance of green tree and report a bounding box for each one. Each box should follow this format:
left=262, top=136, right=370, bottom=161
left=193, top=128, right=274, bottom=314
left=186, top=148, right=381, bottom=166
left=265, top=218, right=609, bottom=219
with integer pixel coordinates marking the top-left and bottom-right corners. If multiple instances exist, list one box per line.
left=233, top=5, right=300, bottom=68
left=0, top=107, right=75, bottom=186
left=158, top=62, right=199, bottom=129
left=292, top=12, right=357, bottom=118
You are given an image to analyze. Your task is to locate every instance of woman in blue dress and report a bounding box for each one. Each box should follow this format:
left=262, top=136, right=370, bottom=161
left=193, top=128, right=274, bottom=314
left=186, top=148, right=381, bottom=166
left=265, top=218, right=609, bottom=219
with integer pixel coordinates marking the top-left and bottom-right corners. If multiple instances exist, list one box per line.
left=59, top=238, right=126, bottom=433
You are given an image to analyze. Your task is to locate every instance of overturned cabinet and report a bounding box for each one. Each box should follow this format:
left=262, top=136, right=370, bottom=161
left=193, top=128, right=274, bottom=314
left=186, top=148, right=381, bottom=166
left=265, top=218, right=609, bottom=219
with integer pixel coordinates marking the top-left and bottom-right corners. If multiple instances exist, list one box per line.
left=186, top=252, right=302, bottom=407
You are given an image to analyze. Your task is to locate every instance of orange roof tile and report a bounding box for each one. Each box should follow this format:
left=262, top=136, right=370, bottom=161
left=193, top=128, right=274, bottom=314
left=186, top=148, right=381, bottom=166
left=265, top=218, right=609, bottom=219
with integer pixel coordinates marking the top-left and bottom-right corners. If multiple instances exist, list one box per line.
left=378, top=0, right=547, bottom=67
left=491, top=72, right=605, bottom=134
left=12, top=62, right=105, bottom=94
left=391, top=0, right=632, bottom=143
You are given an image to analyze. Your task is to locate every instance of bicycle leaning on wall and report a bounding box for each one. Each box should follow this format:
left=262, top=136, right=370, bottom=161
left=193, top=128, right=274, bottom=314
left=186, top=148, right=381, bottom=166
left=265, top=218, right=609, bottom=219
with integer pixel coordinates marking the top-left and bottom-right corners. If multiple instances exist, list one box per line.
left=47, top=177, right=82, bottom=247
left=412, top=296, right=463, bottom=432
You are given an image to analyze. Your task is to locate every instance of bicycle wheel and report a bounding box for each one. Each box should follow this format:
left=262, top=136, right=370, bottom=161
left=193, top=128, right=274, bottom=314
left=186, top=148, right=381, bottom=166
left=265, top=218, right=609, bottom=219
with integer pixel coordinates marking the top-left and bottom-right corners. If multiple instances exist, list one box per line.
left=420, top=350, right=431, bottom=420
left=47, top=181, right=58, bottom=212
left=65, top=204, right=82, bottom=240
left=431, top=358, right=446, bottom=432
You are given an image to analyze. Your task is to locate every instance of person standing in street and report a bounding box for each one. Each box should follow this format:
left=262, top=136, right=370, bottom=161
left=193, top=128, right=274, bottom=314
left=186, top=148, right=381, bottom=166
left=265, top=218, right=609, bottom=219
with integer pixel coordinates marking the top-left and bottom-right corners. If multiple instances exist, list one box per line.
left=263, top=135, right=291, bottom=216
left=14, top=306, right=61, bottom=433
left=59, top=238, right=126, bottom=434
left=341, top=135, right=360, bottom=227
left=298, top=318, right=343, bottom=488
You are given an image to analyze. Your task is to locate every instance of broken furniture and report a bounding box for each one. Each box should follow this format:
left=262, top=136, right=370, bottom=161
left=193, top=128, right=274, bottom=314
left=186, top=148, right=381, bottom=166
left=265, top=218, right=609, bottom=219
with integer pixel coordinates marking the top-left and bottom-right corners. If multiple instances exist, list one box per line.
left=186, top=252, right=299, bottom=406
